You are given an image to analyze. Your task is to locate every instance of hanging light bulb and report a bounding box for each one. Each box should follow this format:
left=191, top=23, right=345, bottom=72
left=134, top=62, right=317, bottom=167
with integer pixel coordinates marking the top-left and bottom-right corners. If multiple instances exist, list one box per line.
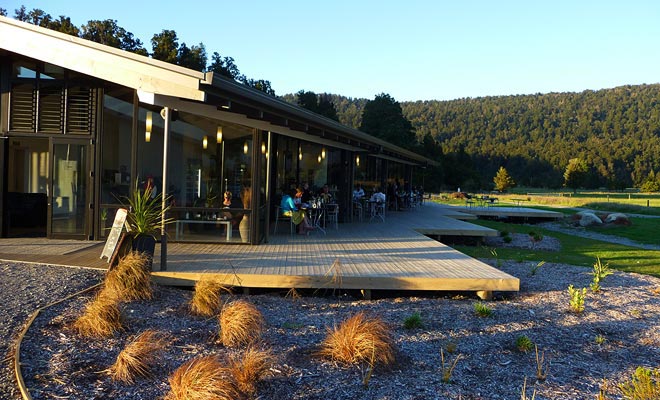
left=145, top=130, right=151, bottom=143
left=202, top=136, right=208, bottom=149
left=298, top=146, right=302, bottom=160
left=321, top=147, right=326, bottom=159
left=318, top=154, right=322, bottom=163
left=243, top=140, right=249, bottom=154
left=356, top=155, right=360, bottom=166
left=216, top=126, right=223, bottom=143
left=261, top=141, right=266, bottom=154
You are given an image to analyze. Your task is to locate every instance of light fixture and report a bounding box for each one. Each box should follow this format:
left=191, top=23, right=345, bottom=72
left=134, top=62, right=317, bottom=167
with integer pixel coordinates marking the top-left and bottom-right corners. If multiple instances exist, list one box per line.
left=261, top=141, right=266, bottom=154
left=298, top=146, right=302, bottom=160
left=145, top=111, right=152, bottom=142
left=321, top=147, right=326, bottom=159
left=317, top=154, right=322, bottom=163
left=243, top=140, right=249, bottom=154
left=356, top=155, right=360, bottom=166
left=202, top=135, right=208, bottom=149
left=216, top=126, right=223, bottom=143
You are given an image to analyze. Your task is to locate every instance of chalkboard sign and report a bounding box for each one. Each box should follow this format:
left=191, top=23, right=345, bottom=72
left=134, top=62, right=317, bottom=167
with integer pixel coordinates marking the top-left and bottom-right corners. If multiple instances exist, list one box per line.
left=101, top=208, right=128, bottom=262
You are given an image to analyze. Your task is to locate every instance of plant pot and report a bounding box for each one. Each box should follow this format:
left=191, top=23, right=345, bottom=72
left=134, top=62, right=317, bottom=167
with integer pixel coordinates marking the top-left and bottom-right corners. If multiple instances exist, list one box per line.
left=239, top=215, right=249, bottom=243
left=131, top=235, right=156, bottom=268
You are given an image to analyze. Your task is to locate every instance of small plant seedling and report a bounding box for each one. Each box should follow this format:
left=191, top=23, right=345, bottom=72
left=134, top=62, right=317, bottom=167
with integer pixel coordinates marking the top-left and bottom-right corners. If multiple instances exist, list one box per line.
left=516, top=335, right=534, bottom=352
left=503, top=236, right=513, bottom=243
left=568, top=285, right=586, bottom=313
left=595, top=334, right=606, bottom=345
left=474, top=302, right=493, bottom=317
left=440, top=348, right=462, bottom=384
left=490, top=248, right=501, bottom=267
left=500, top=230, right=509, bottom=237
left=591, top=257, right=613, bottom=293
left=530, top=260, right=545, bottom=276
left=403, top=312, right=423, bottom=329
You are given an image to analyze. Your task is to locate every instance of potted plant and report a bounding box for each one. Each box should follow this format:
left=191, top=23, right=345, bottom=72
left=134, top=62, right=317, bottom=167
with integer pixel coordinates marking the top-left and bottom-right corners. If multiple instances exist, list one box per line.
left=125, top=184, right=173, bottom=259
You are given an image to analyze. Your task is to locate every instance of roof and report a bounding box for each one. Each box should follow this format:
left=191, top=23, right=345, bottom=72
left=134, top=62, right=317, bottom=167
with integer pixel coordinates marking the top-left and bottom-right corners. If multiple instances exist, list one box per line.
left=0, top=16, right=436, bottom=166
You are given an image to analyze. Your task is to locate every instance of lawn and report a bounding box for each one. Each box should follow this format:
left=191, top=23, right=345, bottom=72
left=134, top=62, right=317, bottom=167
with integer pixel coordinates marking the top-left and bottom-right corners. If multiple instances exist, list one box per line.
left=453, top=218, right=660, bottom=278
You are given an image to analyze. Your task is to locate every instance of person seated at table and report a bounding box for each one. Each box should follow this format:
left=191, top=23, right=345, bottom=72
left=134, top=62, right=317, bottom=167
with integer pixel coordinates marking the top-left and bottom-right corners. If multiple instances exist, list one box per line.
left=281, top=190, right=314, bottom=234
left=300, top=182, right=312, bottom=204
left=318, top=184, right=333, bottom=203
left=353, top=184, right=365, bottom=200
left=293, top=186, right=303, bottom=207
left=370, top=186, right=386, bottom=203
left=221, top=191, right=242, bottom=228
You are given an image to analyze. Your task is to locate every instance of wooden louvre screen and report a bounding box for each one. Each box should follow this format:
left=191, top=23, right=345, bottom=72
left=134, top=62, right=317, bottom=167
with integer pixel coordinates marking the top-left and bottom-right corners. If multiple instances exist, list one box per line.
left=67, top=86, right=96, bottom=134
left=38, top=83, right=64, bottom=133
left=9, top=83, right=36, bottom=131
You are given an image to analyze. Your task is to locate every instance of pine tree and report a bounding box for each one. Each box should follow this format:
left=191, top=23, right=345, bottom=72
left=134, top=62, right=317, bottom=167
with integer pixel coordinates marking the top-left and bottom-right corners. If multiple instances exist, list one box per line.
left=493, top=166, right=516, bottom=192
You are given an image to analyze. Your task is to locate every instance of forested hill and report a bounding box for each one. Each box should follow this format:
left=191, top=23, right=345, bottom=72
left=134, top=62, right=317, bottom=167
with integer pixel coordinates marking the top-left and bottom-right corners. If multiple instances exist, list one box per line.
left=285, top=85, right=660, bottom=190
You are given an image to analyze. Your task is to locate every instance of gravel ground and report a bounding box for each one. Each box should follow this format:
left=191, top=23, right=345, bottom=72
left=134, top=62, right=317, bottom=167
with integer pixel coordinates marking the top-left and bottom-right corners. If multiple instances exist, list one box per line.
left=0, top=262, right=104, bottom=400
left=14, top=259, right=660, bottom=400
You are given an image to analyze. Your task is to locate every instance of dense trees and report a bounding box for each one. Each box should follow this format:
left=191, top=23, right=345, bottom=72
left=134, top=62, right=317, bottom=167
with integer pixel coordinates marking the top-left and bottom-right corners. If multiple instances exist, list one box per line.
left=7, top=6, right=274, bottom=95
left=563, top=158, right=588, bottom=193
left=359, top=93, right=416, bottom=150
left=293, top=91, right=339, bottom=121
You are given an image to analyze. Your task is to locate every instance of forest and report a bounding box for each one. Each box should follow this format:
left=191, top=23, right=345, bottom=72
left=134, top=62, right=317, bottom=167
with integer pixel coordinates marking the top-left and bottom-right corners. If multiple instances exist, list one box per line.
left=6, top=5, right=660, bottom=191
left=291, top=87, right=660, bottom=191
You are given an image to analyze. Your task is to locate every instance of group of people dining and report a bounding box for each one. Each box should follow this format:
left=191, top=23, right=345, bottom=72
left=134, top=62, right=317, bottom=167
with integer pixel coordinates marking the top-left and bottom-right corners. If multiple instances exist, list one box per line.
left=280, top=183, right=335, bottom=234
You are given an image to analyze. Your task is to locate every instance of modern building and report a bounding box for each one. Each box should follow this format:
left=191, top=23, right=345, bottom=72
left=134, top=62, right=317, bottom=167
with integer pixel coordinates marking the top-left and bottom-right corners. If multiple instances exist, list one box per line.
left=0, top=16, right=433, bottom=245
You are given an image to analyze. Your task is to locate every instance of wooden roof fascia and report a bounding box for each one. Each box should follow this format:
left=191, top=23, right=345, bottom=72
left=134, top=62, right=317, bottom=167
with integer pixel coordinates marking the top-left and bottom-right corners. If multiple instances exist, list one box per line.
left=0, top=16, right=208, bottom=102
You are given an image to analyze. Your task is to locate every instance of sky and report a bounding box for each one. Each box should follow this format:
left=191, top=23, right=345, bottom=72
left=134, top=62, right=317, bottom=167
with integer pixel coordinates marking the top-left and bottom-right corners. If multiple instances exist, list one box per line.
left=3, top=0, right=660, bottom=102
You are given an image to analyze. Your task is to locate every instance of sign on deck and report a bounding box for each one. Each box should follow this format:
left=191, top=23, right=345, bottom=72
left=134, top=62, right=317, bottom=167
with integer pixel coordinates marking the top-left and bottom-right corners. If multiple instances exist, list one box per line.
left=100, top=208, right=128, bottom=262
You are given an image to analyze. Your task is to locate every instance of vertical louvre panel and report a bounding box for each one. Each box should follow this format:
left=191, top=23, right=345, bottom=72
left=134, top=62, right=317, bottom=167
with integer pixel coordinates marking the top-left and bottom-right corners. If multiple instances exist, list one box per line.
left=9, top=83, right=36, bottom=131
left=38, top=84, right=64, bottom=133
left=67, top=86, right=96, bottom=134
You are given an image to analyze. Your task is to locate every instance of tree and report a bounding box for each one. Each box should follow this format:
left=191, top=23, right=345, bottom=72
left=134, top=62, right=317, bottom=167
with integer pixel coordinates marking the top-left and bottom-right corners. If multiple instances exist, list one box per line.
left=81, top=19, right=147, bottom=55
left=240, top=77, right=276, bottom=96
left=640, top=170, right=660, bottom=192
left=0, top=8, right=7, bottom=17
left=493, top=166, right=516, bottom=192
left=208, top=52, right=241, bottom=79
left=177, top=42, right=207, bottom=71
left=151, top=30, right=179, bottom=64
left=48, top=16, right=80, bottom=36
left=295, top=91, right=339, bottom=121
left=563, top=158, right=589, bottom=193
left=359, top=93, right=416, bottom=150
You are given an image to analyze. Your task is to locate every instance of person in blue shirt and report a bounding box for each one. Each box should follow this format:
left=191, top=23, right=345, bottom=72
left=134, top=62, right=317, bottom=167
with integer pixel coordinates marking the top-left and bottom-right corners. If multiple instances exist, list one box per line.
left=281, top=189, right=314, bottom=234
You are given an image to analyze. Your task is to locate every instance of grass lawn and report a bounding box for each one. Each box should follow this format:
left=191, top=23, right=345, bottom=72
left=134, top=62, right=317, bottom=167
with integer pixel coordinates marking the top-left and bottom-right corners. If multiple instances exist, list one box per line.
left=453, top=219, right=660, bottom=278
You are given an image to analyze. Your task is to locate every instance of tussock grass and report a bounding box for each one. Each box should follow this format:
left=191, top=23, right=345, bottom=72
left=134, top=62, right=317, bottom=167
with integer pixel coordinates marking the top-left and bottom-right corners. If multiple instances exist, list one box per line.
left=107, top=329, right=170, bottom=383
left=101, top=251, right=152, bottom=302
left=73, top=294, right=123, bottom=338
left=190, top=277, right=232, bottom=317
left=165, top=355, right=241, bottom=400
left=219, top=300, right=264, bottom=347
left=228, top=347, right=272, bottom=397
left=318, top=311, right=395, bottom=367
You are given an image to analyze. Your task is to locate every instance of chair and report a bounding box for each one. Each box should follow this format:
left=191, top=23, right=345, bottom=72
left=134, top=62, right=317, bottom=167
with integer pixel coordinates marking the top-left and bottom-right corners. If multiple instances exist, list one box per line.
left=326, top=203, right=339, bottom=230
left=273, top=206, right=295, bottom=235
left=352, top=200, right=363, bottom=222
left=369, top=201, right=385, bottom=222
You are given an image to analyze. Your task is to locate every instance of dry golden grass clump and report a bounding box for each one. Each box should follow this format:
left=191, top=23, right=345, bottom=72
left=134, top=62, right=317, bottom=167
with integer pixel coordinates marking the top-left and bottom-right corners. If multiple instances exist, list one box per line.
left=228, top=347, right=272, bottom=397
left=102, top=251, right=153, bottom=302
left=219, top=300, right=264, bottom=347
left=107, top=329, right=170, bottom=383
left=165, top=355, right=242, bottom=400
left=318, top=311, right=395, bottom=366
left=190, top=277, right=231, bottom=317
left=72, top=294, right=123, bottom=338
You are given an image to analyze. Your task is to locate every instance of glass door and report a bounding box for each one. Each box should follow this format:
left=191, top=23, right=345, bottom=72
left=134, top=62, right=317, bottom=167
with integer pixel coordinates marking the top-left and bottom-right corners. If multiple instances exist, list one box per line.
left=49, top=139, right=91, bottom=239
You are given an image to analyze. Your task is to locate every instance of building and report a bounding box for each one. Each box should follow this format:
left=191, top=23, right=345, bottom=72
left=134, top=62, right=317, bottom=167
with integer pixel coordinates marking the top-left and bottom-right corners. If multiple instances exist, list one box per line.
left=0, top=16, right=433, bottom=244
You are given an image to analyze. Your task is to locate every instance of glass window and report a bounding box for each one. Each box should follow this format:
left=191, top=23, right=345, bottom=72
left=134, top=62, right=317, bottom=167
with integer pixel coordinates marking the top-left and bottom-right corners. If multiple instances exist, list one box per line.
left=12, top=60, right=37, bottom=79
left=100, top=87, right=134, bottom=206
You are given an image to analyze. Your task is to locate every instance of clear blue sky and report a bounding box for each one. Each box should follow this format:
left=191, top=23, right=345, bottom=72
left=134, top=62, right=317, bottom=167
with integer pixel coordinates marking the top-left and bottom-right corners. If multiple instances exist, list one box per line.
left=3, top=0, right=660, bottom=101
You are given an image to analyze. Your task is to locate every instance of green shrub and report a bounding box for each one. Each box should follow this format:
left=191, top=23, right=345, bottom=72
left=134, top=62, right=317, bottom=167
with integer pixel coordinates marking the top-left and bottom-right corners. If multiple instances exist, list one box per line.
left=591, top=257, right=613, bottom=293
left=473, top=302, right=493, bottom=317
left=568, top=285, right=587, bottom=313
left=619, top=367, right=660, bottom=400
left=515, top=335, right=534, bottom=352
left=403, top=312, right=423, bottom=329
left=503, top=236, right=513, bottom=243
left=500, top=230, right=510, bottom=237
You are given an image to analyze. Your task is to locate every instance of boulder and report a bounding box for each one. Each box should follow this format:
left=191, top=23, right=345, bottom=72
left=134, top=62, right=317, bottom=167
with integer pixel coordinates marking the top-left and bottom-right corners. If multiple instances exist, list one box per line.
left=604, top=213, right=631, bottom=226
left=579, top=212, right=603, bottom=227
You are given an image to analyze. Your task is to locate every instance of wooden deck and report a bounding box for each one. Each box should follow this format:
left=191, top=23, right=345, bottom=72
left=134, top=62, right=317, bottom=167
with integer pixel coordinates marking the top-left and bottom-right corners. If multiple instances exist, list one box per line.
left=0, top=203, right=520, bottom=298
left=454, top=205, right=564, bottom=220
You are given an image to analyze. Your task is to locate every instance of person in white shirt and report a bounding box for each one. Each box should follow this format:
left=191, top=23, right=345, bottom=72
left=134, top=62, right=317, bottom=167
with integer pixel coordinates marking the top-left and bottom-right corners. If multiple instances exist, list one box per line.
left=353, top=184, right=365, bottom=200
left=370, top=186, right=386, bottom=203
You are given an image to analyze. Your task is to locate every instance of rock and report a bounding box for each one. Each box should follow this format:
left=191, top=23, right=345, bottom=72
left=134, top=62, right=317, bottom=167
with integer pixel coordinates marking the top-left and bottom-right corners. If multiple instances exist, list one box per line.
left=579, top=212, right=603, bottom=227
left=604, top=212, right=631, bottom=225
